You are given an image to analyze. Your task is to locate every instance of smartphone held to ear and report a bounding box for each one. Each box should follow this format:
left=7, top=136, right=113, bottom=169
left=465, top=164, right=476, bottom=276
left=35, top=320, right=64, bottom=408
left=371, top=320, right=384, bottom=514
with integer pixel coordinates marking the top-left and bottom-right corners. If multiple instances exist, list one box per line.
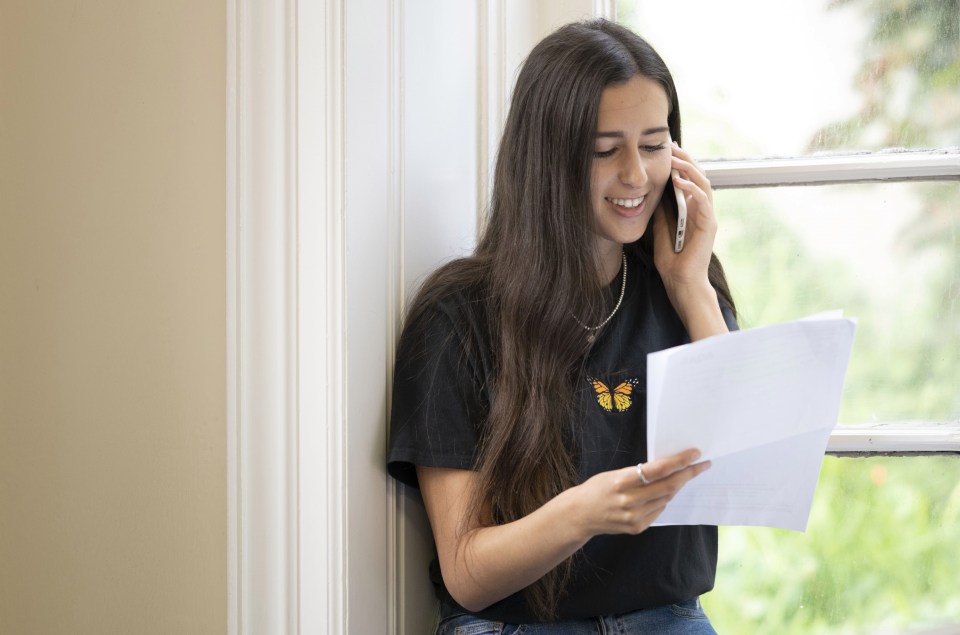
left=672, top=168, right=687, bottom=253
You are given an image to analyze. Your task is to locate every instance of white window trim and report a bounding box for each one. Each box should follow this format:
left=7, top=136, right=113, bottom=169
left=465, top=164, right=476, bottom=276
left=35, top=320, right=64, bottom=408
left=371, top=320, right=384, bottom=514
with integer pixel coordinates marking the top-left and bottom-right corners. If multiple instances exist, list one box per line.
left=827, top=423, right=960, bottom=454
left=703, top=148, right=960, bottom=189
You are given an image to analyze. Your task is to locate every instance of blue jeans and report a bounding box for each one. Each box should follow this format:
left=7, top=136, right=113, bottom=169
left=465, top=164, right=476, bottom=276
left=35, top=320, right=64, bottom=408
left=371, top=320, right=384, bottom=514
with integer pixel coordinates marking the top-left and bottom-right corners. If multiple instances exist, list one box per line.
left=435, top=598, right=717, bottom=634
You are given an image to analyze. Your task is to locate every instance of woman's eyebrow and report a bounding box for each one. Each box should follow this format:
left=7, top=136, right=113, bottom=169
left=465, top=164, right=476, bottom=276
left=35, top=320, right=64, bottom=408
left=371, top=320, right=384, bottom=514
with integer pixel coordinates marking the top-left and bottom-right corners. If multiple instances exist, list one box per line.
left=595, top=126, right=669, bottom=138
left=597, top=126, right=670, bottom=139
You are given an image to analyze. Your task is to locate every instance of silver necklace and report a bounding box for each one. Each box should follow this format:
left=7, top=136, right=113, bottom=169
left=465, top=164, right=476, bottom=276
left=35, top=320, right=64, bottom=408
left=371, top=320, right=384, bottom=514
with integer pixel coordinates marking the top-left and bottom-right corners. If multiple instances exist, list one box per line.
left=573, top=252, right=627, bottom=343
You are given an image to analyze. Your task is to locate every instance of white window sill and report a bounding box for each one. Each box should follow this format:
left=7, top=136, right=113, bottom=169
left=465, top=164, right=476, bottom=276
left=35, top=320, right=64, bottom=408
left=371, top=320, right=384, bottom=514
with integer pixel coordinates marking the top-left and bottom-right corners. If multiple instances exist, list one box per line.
left=827, top=422, right=960, bottom=455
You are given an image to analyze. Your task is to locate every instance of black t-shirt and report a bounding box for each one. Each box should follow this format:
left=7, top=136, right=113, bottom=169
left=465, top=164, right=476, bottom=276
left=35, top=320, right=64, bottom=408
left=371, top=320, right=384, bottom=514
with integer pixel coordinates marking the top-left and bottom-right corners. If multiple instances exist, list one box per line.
left=388, top=251, right=739, bottom=623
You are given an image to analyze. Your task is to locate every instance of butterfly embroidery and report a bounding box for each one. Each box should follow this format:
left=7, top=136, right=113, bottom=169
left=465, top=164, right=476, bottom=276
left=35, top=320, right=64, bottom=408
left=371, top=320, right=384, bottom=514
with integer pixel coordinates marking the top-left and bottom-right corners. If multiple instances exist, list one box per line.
left=588, top=377, right=640, bottom=413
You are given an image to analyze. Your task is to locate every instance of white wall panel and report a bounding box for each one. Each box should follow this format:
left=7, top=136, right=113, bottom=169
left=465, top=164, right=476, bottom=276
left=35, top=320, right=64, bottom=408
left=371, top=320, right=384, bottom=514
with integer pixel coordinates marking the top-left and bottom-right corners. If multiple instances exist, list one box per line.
left=343, top=0, right=394, bottom=632
left=403, top=1, right=481, bottom=291
left=398, top=4, right=482, bottom=631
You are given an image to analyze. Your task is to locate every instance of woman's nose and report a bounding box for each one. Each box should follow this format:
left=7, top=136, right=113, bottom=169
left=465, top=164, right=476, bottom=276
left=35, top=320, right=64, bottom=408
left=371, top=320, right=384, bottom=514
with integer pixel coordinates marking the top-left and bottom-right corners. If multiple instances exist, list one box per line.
left=620, top=148, right=648, bottom=188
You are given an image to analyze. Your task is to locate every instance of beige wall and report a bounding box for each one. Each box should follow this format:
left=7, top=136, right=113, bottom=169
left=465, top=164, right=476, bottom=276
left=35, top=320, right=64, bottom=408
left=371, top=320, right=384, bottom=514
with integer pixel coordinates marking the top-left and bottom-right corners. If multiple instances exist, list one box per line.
left=0, top=1, right=226, bottom=633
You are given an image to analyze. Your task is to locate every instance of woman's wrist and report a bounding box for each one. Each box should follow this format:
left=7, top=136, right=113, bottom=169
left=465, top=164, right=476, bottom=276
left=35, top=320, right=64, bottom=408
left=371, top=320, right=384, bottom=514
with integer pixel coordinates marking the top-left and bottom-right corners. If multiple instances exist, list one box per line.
left=664, top=279, right=728, bottom=341
left=547, top=484, right=596, bottom=548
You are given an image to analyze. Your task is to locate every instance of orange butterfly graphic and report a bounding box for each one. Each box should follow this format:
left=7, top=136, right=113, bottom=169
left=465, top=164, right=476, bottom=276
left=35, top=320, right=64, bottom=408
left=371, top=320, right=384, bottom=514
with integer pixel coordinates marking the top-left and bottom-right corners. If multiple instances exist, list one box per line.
left=587, top=377, right=640, bottom=413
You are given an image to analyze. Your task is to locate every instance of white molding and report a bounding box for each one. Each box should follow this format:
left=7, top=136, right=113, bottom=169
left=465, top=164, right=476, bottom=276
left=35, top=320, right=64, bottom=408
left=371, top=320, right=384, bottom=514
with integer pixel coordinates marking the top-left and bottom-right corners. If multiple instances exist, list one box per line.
left=704, top=149, right=960, bottom=189
left=298, top=0, right=346, bottom=634
left=228, top=0, right=309, bottom=632
left=477, top=0, right=506, bottom=236
left=226, top=0, right=238, bottom=630
left=594, top=0, right=616, bottom=19
left=229, top=0, right=352, bottom=632
left=386, top=0, right=404, bottom=632
left=827, top=423, right=960, bottom=454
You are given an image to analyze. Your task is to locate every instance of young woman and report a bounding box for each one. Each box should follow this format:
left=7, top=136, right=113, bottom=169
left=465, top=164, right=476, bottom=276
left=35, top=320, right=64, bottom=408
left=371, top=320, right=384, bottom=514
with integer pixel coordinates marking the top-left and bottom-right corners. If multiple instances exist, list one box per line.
left=388, top=18, right=738, bottom=634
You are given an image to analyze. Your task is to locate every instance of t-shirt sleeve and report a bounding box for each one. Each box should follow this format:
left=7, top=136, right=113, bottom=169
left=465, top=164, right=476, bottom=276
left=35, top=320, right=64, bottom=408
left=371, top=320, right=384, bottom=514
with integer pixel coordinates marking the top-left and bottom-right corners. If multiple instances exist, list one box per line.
left=387, top=302, right=488, bottom=489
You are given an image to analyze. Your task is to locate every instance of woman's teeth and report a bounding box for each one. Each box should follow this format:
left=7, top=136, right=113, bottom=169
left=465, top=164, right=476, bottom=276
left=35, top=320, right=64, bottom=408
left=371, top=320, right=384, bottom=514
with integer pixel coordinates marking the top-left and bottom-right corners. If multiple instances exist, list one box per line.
left=608, top=196, right=644, bottom=208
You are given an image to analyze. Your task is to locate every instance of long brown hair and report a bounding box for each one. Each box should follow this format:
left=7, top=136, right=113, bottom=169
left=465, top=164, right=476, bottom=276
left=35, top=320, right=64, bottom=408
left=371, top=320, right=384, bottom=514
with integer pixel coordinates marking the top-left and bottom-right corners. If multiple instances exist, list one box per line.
left=403, top=19, right=736, bottom=619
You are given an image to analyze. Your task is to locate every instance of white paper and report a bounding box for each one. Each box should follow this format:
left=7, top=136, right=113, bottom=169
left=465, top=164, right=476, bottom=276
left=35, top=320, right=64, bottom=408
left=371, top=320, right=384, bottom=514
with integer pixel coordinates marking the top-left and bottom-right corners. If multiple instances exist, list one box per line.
left=647, top=313, right=856, bottom=531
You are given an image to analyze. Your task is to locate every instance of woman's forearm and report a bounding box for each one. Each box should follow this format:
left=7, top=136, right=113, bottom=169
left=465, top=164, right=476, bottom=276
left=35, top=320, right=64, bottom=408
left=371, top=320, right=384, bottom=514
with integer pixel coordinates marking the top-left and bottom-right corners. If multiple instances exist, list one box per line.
left=443, top=486, right=589, bottom=612
left=665, top=280, right=729, bottom=342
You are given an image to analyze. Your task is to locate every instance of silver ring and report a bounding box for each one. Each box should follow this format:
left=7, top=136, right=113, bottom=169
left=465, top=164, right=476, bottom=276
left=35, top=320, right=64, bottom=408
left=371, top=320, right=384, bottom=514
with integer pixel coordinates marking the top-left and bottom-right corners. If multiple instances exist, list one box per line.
left=635, top=463, right=650, bottom=485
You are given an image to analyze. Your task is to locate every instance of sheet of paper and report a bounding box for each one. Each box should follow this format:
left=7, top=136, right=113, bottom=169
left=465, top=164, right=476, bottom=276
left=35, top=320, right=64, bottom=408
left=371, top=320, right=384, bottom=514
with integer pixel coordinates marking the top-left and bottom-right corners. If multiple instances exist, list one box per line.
left=647, top=313, right=856, bottom=531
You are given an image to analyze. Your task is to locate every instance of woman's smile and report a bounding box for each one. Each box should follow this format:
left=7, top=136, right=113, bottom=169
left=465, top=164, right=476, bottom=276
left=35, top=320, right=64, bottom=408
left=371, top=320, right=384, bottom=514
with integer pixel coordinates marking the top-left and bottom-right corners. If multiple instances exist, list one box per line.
left=605, top=195, right=647, bottom=217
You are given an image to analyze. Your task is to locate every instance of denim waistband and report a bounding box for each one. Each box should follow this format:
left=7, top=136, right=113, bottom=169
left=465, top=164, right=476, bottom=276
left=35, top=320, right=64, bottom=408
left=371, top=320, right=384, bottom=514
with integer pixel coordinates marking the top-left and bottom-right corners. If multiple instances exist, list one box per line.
left=435, top=597, right=716, bottom=635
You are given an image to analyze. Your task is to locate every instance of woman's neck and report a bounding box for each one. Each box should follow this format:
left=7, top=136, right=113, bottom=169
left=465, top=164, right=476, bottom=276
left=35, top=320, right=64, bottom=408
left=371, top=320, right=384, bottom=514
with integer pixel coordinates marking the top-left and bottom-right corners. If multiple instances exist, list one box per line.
left=598, top=243, right=624, bottom=285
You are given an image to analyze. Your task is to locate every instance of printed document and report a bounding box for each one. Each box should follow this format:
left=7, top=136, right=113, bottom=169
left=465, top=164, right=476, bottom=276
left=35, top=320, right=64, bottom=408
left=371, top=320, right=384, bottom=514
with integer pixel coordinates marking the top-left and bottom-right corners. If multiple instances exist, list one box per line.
left=647, top=312, right=857, bottom=531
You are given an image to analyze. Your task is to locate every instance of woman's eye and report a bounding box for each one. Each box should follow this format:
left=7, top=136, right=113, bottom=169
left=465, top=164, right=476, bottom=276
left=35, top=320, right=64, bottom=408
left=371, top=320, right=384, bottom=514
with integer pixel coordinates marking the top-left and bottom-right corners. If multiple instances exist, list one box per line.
left=641, top=144, right=666, bottom=153
left=594, top=148, right=617, bottom=158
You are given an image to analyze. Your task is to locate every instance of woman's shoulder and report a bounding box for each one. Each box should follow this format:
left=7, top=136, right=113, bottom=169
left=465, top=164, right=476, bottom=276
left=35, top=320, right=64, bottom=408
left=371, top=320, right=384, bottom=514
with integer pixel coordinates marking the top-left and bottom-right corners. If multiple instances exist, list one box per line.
left=395, top=259, right=493, bottom=380
left=403, top=258, right=489, bottom=338
left=413, top=257, right=487, bottom=309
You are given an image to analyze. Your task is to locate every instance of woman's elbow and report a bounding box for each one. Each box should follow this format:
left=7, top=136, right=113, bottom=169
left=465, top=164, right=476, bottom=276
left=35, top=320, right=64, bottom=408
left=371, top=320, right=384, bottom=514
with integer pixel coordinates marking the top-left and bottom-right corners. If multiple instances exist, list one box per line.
left=440, top=565, right=496, bottom=613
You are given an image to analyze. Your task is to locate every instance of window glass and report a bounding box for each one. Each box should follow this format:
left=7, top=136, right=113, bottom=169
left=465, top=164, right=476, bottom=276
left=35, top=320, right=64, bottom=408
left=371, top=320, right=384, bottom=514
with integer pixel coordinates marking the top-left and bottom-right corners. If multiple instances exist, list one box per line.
left=618, top=0, right=960, bottom=159
left=702, top=455, right=960, bottom=634
left=713, top=182, right=960, bottom=424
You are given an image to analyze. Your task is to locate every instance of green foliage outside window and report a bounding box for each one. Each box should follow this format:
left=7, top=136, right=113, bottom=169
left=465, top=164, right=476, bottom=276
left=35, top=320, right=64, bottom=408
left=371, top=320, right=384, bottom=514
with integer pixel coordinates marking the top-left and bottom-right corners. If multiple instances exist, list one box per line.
left=705, top=456, right=960, bottom=634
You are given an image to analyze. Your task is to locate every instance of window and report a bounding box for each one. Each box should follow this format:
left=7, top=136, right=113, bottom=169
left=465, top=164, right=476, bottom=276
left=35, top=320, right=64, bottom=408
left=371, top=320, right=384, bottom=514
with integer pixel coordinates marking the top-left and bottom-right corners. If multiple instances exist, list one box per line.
left=619, top=0, right=960, bottom=632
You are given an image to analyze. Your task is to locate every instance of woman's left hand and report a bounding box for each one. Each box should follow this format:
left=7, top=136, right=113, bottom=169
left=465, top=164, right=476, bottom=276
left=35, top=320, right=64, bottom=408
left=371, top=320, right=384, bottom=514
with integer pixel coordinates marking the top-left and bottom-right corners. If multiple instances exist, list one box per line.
left=652, top=141, right=716, bottom=293
left=653, top=142, right=728, bottom=341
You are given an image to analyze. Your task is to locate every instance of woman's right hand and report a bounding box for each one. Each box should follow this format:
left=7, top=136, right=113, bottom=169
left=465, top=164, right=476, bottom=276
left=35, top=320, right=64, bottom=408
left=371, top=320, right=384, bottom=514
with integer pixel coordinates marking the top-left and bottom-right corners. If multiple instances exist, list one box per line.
left=565, top=448, right=710, bottom=539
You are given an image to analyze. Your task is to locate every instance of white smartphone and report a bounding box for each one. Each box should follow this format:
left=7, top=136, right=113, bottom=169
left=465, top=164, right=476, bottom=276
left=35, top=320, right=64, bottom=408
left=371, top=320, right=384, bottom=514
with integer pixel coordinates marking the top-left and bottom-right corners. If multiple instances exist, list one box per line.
left=672, top=168, right=687, bottom=253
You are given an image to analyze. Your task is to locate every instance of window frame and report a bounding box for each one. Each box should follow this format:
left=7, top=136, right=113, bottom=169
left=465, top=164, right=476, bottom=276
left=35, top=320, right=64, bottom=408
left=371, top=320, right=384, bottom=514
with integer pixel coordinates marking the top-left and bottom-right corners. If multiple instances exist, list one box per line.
left=705, top=149, right=960, bottom=188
